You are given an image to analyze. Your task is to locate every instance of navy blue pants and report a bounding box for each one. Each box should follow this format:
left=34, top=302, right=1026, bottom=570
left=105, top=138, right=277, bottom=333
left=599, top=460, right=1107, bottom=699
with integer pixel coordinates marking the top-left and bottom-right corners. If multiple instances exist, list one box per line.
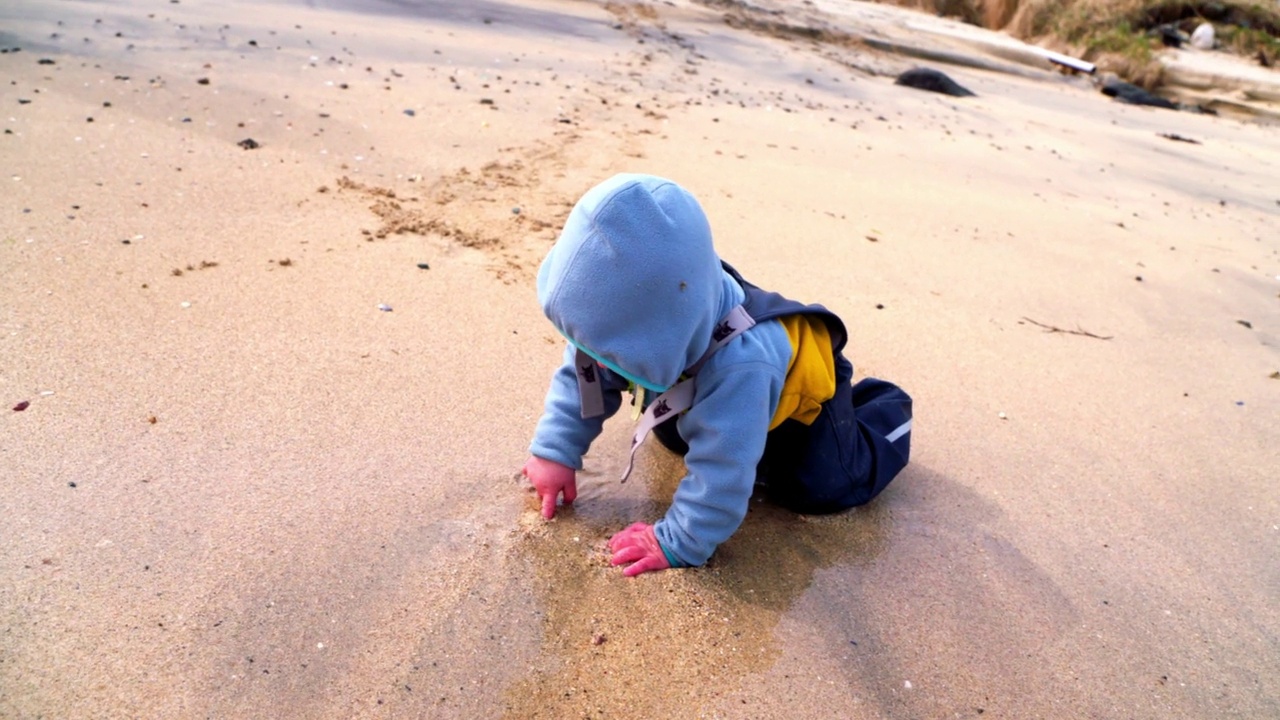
left=653, top=354, right=912, bottom=514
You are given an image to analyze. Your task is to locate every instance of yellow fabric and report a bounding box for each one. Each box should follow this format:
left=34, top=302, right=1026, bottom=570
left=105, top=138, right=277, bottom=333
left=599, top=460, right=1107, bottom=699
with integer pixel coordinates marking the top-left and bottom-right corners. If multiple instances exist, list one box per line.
left=769, top=315, right=837, bottom=430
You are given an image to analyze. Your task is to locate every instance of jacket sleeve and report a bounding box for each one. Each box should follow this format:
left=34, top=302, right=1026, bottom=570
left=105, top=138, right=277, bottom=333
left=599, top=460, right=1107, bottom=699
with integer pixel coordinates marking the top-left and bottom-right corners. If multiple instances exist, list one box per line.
left=653, top=361, right=784, bottom=567
left=529, top=342, right=628, bottom=470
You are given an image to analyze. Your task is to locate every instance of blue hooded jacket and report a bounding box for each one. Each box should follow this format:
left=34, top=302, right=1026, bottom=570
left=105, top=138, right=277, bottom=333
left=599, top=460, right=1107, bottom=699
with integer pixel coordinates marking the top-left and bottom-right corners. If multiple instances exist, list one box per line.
left=529, top=174, right=794, bottom=567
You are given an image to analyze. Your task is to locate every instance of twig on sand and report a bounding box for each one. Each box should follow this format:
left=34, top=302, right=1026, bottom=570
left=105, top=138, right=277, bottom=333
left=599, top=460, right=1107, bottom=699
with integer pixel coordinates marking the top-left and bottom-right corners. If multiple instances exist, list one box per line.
left=1020, top=317, right=1113, bottom=340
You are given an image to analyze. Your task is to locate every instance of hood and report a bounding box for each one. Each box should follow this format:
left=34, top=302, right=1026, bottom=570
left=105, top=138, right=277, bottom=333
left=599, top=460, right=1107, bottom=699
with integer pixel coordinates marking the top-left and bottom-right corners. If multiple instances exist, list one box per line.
left=537, top=174, right=735, bottom=392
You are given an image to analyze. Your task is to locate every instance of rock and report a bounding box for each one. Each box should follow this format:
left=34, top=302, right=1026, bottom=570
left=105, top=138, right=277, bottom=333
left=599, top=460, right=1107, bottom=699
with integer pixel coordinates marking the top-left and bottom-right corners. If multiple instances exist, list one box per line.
left=1100, top=79, right=1177, bottom=110
left=894, top=68, right=975, bottom=97
left=1190, top=23, right=1214, bottom=50
left=237, top=138, right=260, bottom=150
left=1156, top=24, right=1183, bottom=48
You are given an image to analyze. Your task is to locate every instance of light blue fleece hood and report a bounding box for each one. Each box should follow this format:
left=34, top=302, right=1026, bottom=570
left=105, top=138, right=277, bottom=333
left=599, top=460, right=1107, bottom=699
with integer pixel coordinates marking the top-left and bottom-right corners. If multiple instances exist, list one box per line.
left=537, top=174, right=730, bottom=393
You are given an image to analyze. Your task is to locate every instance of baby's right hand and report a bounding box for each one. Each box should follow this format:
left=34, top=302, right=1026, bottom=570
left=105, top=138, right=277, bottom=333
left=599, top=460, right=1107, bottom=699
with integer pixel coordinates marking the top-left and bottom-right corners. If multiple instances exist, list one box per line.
left=521, top=456, right=577, bottom=519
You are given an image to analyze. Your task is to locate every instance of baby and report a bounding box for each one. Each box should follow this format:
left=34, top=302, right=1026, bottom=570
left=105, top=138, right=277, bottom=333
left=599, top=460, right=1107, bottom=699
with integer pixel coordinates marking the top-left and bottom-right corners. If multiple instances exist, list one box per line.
left=522, top=174, right=912, bottom=575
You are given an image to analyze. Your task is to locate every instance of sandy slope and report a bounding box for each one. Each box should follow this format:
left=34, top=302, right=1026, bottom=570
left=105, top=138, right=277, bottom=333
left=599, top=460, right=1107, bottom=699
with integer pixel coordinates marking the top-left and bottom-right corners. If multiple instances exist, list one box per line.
left=1, top=0, right=1277, bottom=718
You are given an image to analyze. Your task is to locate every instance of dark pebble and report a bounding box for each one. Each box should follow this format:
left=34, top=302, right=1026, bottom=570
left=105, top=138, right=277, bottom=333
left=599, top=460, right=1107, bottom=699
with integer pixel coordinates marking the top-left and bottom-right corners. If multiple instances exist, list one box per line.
left=416, top=262, right=430, bottom=269
left=38, top=58, right=55, bottom=65
left=13, top=400, right=30, bottom=411
left=69, top=482, right=77, bottom=488
left=479, top=98, right=495, bottom=105
left=403, top=109, right=415, bottom=117
left=18, top=98, right=31, bottom=104
left=875, top=303, right=885, bottom=309
left=197, top=77, right=210, bottom=85
left=1237, top=320, right=1253, bottom=329
left=122, top=239, right=131, bottom=244
left=1135, top=275, right=1143, bottom=281
left=237, top=138, right=260, bottom=150
left=103, top=101, right=112, bottom=107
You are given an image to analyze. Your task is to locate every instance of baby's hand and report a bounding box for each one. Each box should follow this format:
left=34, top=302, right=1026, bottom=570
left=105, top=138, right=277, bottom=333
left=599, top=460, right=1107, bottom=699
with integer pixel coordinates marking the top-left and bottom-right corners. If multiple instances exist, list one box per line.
left=521, top=456, right=577, bottom=519
left=608, top=523, right=672, bottom=577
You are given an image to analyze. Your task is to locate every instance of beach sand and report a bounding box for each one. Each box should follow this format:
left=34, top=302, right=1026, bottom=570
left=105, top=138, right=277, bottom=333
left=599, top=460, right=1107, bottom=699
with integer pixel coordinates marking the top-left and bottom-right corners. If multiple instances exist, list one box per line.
left=2, top=0, right=1277, bottom=717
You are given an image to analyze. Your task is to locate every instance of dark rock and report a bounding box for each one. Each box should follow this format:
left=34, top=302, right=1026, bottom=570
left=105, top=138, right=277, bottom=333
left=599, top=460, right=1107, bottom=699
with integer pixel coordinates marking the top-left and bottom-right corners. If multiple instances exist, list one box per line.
left=13, top=400, right=30, bottom=411
left=403, top=109, right=415, bottom=117
left=894, top=68, right=975, bottom=97
left=237, top=138, right=260, bottom=150
left=1156, top=25, right=1184, bottom=48
left=37, top=58, right=55, bottom=65
left=1100, top=79, right=1177, bottom=110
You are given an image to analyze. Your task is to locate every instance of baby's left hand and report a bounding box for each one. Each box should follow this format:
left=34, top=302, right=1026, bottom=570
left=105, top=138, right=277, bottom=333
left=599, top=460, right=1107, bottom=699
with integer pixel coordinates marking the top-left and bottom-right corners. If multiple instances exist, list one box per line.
left=608, top=523, right=672, bottom=577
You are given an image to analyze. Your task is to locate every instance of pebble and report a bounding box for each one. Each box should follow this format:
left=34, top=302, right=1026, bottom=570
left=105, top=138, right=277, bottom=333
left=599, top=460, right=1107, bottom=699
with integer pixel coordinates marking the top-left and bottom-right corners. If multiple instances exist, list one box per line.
left=180, top=301, right=191, bottom=308
left=403, top=109, right=416, bottom=117
left=378, top=303, right=393, bottom=312
left=13, top=400, right=30, bottom=412
left=416, top=262, right=430, bottom=270
left=998, top=412, right=1008, bottom=420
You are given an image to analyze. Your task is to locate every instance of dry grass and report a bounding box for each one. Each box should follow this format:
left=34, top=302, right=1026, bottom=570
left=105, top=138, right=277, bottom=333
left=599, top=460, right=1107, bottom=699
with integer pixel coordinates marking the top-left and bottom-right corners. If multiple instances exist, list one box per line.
left=1003, top=0, right=1279, bottom=85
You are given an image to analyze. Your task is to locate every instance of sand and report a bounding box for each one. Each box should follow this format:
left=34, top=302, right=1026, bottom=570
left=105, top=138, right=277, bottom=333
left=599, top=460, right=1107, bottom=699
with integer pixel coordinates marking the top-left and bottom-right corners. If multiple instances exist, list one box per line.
left=2, top=0, right=1277, bottom=718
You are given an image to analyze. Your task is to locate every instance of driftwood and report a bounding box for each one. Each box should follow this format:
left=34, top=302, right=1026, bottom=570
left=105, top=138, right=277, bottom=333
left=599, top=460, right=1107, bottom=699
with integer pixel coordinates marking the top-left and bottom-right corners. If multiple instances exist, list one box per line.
left=1021, top=317, right=1114, bottom=340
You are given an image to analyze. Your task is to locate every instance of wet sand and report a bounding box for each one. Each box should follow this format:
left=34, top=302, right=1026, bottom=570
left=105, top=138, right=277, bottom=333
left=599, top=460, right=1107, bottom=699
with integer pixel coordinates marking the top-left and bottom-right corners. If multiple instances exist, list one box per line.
left=2, top=0, right=1277, bottom=718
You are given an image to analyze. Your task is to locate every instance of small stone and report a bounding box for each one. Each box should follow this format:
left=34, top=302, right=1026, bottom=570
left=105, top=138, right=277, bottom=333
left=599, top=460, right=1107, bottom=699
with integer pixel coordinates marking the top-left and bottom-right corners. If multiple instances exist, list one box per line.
left=997, top=412, right=1008, bottom=420
left=38, top=58, right=55, bottom=65
left=1237, top=320, right=1253, bottom=329
left=180, top=301, right=191, bottom=308
left=238, top=138, right=260, bottom=150
left=591, top=633, right=606, bottom=646
left=403, top=109, right=415, bottom=117
left=1135, top=275, right=1143, bottom=281
left=1269, top=371, right=1280, bottom=379
left=875, top=303, right=884, bottom=309
left=416, top=262, right=430, bottom=270
left=13, top=400, right=30, bottom=412
left=197, top=77, right=210, bottom=85
left=511, top=207, right=521, bottom=215
left=479, top=98, right=495, bottom=105
left=378, top=303, right=393, bottom=312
